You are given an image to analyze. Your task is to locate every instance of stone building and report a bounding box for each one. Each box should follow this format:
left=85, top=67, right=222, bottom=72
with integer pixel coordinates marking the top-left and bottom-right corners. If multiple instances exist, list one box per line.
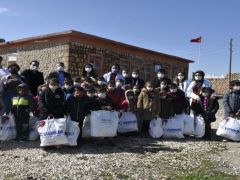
left=0, top=30, right=193, bottom=81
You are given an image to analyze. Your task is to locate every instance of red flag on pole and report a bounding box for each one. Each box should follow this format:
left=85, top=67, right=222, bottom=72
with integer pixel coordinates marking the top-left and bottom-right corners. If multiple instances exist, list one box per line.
left=190, top=36, right=202, bottom=43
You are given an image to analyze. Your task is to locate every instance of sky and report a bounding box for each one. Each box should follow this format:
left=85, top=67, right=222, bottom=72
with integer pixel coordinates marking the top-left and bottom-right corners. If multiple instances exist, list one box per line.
left=0, top=0, right=240, bottom=77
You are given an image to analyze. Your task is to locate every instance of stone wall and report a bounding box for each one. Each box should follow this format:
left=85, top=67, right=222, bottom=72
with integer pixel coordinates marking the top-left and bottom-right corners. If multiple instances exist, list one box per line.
left=0, top=40, right=69, bottom=79
left=207, top=73, right=240, bottom=95
left=0, top=40, right=189, bottom=82
left=68, top=41, right=188, bottom=81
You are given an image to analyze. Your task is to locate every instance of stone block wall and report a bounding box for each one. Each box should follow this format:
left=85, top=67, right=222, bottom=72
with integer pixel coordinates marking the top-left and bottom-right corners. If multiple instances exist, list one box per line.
left=207, top=73, right=240, bottom=95
left=0, top=40, right=70, bottom=79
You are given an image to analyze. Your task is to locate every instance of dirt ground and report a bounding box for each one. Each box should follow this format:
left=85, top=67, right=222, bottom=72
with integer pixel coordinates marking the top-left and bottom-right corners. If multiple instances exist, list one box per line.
left=0, top=99, right=239, bottom=179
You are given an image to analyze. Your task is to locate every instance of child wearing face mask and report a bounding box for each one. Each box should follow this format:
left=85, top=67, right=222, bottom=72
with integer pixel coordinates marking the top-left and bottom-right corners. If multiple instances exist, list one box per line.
left=154, top=68, right=171, bottom=88
left=65, top=86, right=91, bottom=144
left=137, top=81, right=160, bottom=136
left=107, top=81, right=125, bottom=110
left=11, top=83, right=36, bottom=141
left=73, top=76, right=81, bottom=87
left=82, top=64, right=97, bottom=82
left=63, top=79, right=74, bottom=100
left=223, top=80, right=240, bottom=119
left=130, top=69, right=145, bottom=90
left=121, top=90, right=137, bottom=113
left=39, top=78, right=65, bottom=120
left=122, top=69, right=131, bottom=85
left=193, top=87, right=219, bottom=140
left=95, top=87, right=114, bottom=111
left=168, top=83, right=187, bottom=115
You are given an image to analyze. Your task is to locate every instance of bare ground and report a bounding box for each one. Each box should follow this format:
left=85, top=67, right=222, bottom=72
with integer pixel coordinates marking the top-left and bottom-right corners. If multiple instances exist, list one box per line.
left=0, top=99, right=239, bottom=179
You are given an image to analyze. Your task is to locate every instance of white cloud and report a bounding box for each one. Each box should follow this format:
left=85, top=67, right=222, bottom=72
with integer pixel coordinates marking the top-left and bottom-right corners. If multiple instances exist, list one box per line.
left=0, top=7, right=8, bottom=13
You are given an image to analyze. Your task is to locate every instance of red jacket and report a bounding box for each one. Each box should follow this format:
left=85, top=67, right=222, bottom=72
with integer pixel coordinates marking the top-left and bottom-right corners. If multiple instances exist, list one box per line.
left=107, top=89, right=125, bottom=110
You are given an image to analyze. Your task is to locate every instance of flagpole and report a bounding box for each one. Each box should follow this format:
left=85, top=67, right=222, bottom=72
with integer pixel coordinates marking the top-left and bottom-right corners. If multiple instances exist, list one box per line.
left=197, top=43, right=201, bottom=64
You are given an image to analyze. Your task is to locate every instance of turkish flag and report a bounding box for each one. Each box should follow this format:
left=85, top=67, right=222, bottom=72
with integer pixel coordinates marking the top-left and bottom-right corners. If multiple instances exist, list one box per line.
left=190, top=37, right=202, bottom=43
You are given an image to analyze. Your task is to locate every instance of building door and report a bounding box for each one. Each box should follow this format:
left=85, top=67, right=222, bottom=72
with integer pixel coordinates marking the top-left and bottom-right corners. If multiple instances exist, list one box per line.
left=88, top=54, right=103, bottom=77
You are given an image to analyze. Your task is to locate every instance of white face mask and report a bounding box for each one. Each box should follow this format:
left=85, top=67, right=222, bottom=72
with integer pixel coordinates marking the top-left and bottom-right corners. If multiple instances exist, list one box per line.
left=161, top=85, right=167, bottom=89
left=74, top=82, right=81, bottom=87
left=177, top=75, right=184, bottom=81
left=170, top=88, right=177, bottom=93
left=30, top=65, right=39, bottom=71
left=85, top=67, right=92, bottom=73
left=57, top=66, right=64, bottom=72
left=194, top=75, right=202, bottom=81
left=128, top=96, right=134, bottom=100
left=157, top=73, right=165, bottom=79
left=98, top=93, right=106, bottom=98
left=132, top=73, right=139, bottom=79
left=98, top=81, right=104, bottom=85
left=116, top=82, right=122, bottom=88
left=122, top=72, right=129, bottom=77
left=202, top=93, right=209, bottom=97
left=233, top=86, right=240, bottom=91
left=87, top=93, right=95, bottom=98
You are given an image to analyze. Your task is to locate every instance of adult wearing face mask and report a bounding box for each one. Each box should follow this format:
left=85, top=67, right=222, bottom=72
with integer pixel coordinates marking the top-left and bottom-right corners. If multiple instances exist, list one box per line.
left=39, top=78, right=65, bottom=120
left=103, top=64, right=125, bottom=83
left=137, top=81, right=160, bottom=137
left=21, top=60, right=44, bottom=96
left=82, top=64, right=97, bottom=82
left=1, top=63, right=25, bottom=112
left=154, top=69, right=171, bottom=88
left=48, top=62, right=71, bottom=88
left=223, top=80, right=240, bottom=118
left=175, top=72, right=189, bottom=96
left=168, top=83, right=187, bottom=115
left=187, top=70, right=213, bottom=108
left=130, top=69, right=145, bottom=90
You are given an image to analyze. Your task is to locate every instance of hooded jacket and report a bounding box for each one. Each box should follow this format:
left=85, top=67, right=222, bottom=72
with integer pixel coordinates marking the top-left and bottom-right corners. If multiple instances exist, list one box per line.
left=137, top=88, right=160, bottom=121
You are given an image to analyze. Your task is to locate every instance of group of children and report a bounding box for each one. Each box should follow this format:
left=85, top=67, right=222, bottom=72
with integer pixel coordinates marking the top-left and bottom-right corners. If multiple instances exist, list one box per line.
left=2, top=61, right=238, bottom=144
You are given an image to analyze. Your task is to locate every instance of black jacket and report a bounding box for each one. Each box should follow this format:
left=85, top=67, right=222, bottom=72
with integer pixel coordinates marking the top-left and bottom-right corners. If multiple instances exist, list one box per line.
left=130, top=77, right=145, bottom=89
left=154, top=77, right=171, bottom=88
left=39, top=87, right=65, bottom=119
left=65, top=95, right=91, bottom=122
left=21, top=69, right=44, bottom=96
left=193, top=96, right=219, bottom=123
left=169, top=89, right=187, bottom=115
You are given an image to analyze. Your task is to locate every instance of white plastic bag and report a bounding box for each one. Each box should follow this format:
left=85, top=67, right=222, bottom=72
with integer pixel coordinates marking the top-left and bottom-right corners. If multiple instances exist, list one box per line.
left=38, top=118, right=68, bottom=147
left=28, top=116, right=40, bottom=141
left=118, top=112, right=138, bottom=133
left=82, top=115, right=91, bottom=138
left=216, top=117, right=240, bottom=141
left=163, top=117, right=184, bottom=139
left=175, top=114, right=194, bottom=135
left=149, top=117, right=163, bottom=138
left=65, top=119, right=80, bottom=146
left=90, top=110, right=119, bottom=137
left=194, top=115, right=205, bottom=138
left=0, top=113, right=16, bottom=141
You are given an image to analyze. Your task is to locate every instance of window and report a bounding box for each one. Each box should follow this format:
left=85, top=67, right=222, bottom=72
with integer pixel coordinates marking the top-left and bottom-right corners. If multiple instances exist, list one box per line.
left=154, top=64, right=162, bottom=72
left=7, top=54, right=18, bottom=66
left=88, top=54, right=103, bottom=77
left=143, top=63, right=153, bottom=81
left=120, top=59, right=131, bottom=72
